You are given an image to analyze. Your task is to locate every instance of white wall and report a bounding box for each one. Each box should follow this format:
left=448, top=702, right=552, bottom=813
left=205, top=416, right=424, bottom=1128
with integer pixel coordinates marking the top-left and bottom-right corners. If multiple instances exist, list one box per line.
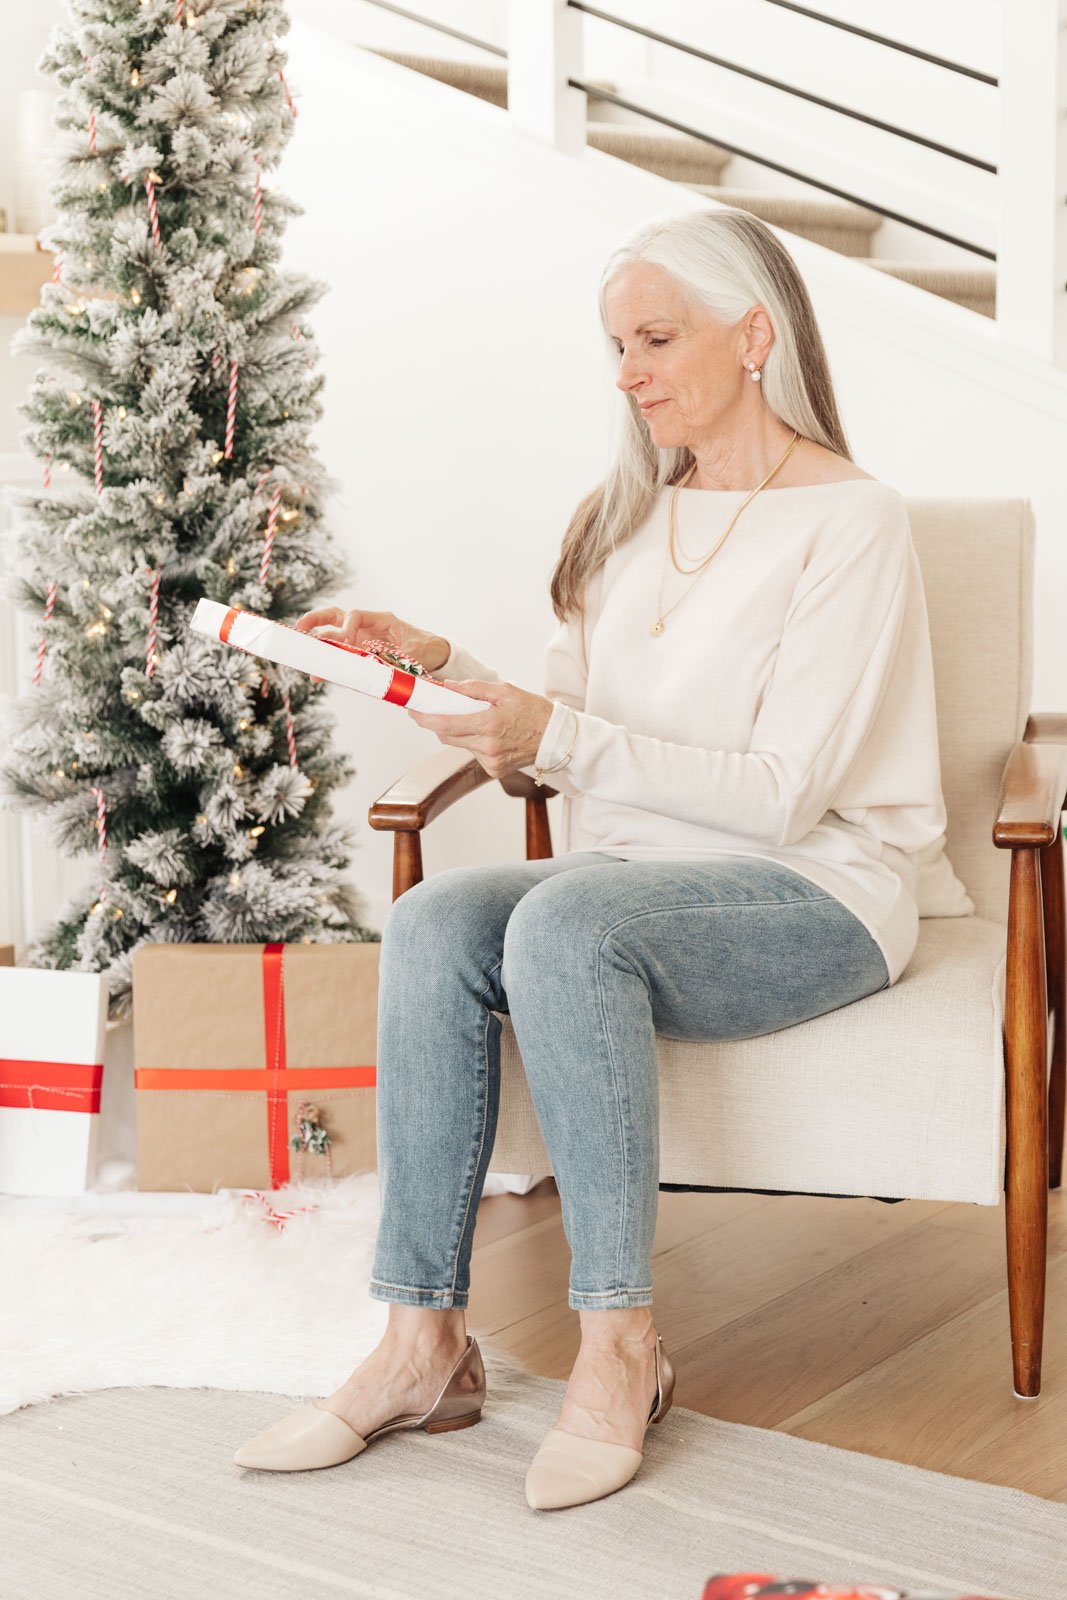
left=0, top=1, right=66, bottom=464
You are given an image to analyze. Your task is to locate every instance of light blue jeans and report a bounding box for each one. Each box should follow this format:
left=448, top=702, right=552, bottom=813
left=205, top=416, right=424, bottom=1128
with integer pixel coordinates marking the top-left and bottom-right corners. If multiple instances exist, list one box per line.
left=368, top=851, right=891, bottom=1312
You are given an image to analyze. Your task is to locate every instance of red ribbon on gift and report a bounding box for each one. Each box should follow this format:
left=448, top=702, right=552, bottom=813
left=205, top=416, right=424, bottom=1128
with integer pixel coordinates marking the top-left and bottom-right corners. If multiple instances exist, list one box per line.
left=133, top=942, right=376, bottom=1189
left=0, top=1060, right=103, bottom=1113
left=218, top=607, right=417, bottom=707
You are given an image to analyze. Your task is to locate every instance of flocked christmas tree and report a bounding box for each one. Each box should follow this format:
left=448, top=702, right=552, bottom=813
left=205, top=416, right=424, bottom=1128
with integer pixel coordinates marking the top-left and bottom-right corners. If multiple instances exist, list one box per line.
left=1, top=0, right=378, bottom=1015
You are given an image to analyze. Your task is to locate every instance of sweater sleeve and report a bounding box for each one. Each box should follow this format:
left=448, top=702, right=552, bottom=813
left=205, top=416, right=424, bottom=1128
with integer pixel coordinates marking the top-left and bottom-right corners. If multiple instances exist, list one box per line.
left=435, top=638, right=503, bottom=686
left=523, top=500, right=913, bottom=845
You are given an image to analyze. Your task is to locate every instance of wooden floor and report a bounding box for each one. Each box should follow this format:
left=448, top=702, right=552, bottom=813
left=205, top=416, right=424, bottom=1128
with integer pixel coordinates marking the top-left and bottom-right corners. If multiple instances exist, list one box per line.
left=468, top=1178, right=1067, bottom=1504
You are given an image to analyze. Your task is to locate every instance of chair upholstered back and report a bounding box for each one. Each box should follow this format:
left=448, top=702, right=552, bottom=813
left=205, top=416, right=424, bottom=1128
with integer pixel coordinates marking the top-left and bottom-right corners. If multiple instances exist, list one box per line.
left=905, top=497, right=1034, bottom=926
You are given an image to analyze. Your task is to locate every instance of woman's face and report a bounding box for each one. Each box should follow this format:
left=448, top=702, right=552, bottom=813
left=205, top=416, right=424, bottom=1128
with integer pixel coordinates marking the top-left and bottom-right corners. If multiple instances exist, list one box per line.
left=605, top=260, right=756, bottom=448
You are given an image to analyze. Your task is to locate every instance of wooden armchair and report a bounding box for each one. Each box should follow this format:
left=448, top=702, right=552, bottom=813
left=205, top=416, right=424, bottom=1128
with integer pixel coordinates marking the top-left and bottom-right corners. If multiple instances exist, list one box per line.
left=369, top=497, right=1065, bottom=1398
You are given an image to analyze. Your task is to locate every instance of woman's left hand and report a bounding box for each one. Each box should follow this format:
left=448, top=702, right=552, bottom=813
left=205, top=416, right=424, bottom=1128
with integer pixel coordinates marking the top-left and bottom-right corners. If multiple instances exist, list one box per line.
left=406, top=680, right=555, bottom=779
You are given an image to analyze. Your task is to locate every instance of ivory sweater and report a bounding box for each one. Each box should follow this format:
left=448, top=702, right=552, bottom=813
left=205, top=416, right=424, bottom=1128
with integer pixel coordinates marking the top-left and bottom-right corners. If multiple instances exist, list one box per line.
left=438, top=479, right=952, bottom=986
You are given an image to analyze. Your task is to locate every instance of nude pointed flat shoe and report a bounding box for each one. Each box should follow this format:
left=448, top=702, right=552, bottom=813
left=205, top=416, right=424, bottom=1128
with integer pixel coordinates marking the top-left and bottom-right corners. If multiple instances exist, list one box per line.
left=232, top=1333, right=486, bottom=1471
left=525, top=1332, right=675, bottom=1511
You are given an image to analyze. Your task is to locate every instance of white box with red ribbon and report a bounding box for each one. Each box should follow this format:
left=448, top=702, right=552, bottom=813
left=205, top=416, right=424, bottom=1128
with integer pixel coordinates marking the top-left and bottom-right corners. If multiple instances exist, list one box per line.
left=190, top=599, right=491, bottom=714
left=0, top=968, right=110, bottom=1195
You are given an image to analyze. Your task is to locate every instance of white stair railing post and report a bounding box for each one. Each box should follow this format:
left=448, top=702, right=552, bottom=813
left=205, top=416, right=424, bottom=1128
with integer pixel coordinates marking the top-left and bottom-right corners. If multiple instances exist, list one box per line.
left=997, top=0, right=1067, bottom=367
left=506, top=0, right=585, bottom=156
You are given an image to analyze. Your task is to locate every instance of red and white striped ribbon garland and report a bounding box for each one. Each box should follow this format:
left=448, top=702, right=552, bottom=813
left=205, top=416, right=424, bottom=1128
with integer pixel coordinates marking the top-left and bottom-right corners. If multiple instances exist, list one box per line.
left=291, top=322, right=314, bottom=369
left=252, top=153, right=263, bottom=238
left=278, top=69, right=297, bottom=118
left=144, top=172, right=162, bottom=253
left=87, top=108, right=97, bottom=155
left=144, top=172, right=163, bottom=252
left=224, top=357, right=238, bottom=458
left=258, top=484, right=282, bottom=583
left=90, top=399, right=103, bottom=496
left=42, top=452, right=52, bottom=490
left=89, top=784, right=108, bottom=904
left=282, top=688, right=297, bottom=768
left=175, top=0, right=184, bottom=21
left=145, top=564, right=161, bottom=679
left=33, top=582, right=57, bottom=687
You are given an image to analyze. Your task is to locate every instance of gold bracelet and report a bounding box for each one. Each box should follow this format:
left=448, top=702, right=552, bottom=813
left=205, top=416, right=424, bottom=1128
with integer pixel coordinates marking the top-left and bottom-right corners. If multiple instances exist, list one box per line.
left=533, top=705, right=578, bottom=787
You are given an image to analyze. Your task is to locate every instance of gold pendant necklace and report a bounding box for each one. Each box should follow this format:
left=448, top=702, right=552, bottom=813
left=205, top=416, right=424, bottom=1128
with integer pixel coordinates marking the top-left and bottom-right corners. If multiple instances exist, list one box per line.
left=649, top=430, right=801, bottom=636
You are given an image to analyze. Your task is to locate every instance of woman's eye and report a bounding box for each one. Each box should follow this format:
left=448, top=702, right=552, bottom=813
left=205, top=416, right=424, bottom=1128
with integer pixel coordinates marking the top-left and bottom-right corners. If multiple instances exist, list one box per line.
left=613, top=338, right=669, bottom=354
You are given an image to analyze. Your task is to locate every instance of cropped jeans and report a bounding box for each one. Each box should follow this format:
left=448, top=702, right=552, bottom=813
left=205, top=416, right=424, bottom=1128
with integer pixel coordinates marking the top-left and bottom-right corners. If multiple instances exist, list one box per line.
left=368, top=850, right=891, bottom=1313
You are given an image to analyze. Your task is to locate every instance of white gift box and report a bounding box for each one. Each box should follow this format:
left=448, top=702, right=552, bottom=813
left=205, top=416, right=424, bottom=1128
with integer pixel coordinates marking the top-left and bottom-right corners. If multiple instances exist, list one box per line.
left=190, top=600, right=492, bottom=714
left=0, top=969, right=110, bottom=1196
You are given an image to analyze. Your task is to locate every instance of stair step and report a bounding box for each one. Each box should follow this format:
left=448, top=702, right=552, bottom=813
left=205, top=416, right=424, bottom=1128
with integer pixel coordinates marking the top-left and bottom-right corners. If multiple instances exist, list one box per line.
left=587, top=127, right=732, bottom=184
left=363, top=49, right=617, bottom=115
left=687, top=186, right=880, bottom=258
left=865, top=260, right=996, bottom=318
left=361, top=49, right=995, bottom=320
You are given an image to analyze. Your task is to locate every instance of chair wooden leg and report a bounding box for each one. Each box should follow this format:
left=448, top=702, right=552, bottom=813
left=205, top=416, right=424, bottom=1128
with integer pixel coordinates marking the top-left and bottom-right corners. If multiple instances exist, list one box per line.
left=1041, top=823, right=1065, bottom=1188
left=392, top=833, right=424, bottom=900
left=524, top=796, right=554, bottom=860
left=1003, top=846, right=1049, bottom=1397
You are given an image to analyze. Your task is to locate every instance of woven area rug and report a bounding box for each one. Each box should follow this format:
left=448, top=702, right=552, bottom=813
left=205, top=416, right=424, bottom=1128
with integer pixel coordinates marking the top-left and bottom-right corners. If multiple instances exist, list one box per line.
left=2, top=1171, right=1063, bottom=1600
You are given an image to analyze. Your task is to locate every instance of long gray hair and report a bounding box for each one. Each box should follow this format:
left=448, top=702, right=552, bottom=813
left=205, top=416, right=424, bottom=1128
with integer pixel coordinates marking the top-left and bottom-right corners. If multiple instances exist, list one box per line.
left=548, top=206, right=853, bottom=623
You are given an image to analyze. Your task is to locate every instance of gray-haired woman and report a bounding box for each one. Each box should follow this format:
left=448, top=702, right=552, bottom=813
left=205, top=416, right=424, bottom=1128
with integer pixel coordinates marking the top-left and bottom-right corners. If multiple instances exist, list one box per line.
left=233, top=208, right=949, bottom=1511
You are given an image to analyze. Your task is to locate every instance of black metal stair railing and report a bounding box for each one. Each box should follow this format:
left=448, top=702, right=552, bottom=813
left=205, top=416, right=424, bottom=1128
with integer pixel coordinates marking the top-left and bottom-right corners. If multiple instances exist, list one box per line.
left=356, top=0, right=997, bottom=260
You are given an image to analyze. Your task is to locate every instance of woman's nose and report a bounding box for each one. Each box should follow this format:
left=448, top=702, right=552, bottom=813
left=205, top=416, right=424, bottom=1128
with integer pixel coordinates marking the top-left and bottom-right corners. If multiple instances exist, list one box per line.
left=616, top=357, right=645, bottom=393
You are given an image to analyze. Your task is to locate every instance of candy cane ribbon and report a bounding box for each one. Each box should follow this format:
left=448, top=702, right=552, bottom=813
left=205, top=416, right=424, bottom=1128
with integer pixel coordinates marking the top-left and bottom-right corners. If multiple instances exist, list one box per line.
left=33, top=581, right=57, bottom=686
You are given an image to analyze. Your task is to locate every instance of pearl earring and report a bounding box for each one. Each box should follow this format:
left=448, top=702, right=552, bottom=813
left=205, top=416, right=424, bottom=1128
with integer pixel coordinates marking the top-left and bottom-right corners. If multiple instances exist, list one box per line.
left=746, top=362, right=761, bottom=382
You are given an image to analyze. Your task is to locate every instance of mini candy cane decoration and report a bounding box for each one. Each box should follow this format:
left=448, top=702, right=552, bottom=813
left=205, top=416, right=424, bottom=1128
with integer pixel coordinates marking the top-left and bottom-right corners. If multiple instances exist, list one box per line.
left=233, top=1189, right=323, bottom=1232
left=144, top=171, right=162, bottom=253
left=90, top=399, right=104, bottom=495
left=42, top=452, right=52, bottom=490
left=33, top=581, right=57, bottom=687
left=224, top=357, right=238, bottom=458
left=89, top=784, right=108, bottom=904
left=258, top=484, right=282, bottom=583
left=87, top=108, right=97, bottom=155
left=278, top=69, right=297, bottom=118
left=282, top=688, right=297, bottom=768
left=252, top=153, right=263, bottom=238
left=145, top=563, right=161, bottom=679
left=175, top=0, right=184, bottom=20
left=210, top=349, right=222, bottom=371
left=51, top=251, right=63, bottom=284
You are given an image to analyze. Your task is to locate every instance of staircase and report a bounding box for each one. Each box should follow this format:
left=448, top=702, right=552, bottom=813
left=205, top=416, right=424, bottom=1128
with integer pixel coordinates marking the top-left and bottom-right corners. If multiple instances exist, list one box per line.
left=365, top=49, right=995, bottom=320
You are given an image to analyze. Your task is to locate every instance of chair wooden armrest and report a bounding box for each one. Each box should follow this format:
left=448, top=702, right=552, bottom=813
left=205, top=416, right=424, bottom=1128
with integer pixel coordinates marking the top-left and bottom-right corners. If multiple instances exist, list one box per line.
left=993, top=713, right=1067, bottom=847
left=989, top=711, right=1067, bottom=1395
left=368, top=747, right=559, bottom=901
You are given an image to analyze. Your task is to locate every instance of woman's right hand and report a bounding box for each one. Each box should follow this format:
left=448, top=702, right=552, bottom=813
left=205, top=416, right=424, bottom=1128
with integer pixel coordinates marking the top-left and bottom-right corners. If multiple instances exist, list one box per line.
left=294, top=606, right=451, bottom=676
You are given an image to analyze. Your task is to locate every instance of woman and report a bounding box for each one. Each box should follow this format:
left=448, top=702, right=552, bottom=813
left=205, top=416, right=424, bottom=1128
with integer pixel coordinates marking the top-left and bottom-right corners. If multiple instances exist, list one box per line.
left=233, top=209, right=949, bottom=1510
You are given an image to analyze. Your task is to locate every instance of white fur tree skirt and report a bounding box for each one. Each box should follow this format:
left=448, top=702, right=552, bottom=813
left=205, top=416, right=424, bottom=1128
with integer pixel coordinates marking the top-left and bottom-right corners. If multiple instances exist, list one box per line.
left=0, top=1165, right=536, bottom=1416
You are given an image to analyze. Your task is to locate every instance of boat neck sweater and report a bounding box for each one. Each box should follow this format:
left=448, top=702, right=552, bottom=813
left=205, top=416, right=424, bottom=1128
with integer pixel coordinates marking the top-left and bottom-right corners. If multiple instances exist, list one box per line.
left=438, top=478, right=952, bottom=986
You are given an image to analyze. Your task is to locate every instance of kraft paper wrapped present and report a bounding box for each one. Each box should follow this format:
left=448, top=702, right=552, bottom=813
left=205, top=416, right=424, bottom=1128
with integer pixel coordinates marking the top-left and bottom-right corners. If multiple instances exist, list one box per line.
left=0, top=967, right=110, bottom=1195
left=133, top=941, right=381, bottom=1193
left=0, top=945, right=14, bottom=966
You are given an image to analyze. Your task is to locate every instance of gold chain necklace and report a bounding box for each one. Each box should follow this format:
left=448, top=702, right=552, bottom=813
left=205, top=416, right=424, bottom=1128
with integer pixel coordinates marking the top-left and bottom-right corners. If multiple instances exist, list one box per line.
left=650, top=430, right=802, bottom=635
